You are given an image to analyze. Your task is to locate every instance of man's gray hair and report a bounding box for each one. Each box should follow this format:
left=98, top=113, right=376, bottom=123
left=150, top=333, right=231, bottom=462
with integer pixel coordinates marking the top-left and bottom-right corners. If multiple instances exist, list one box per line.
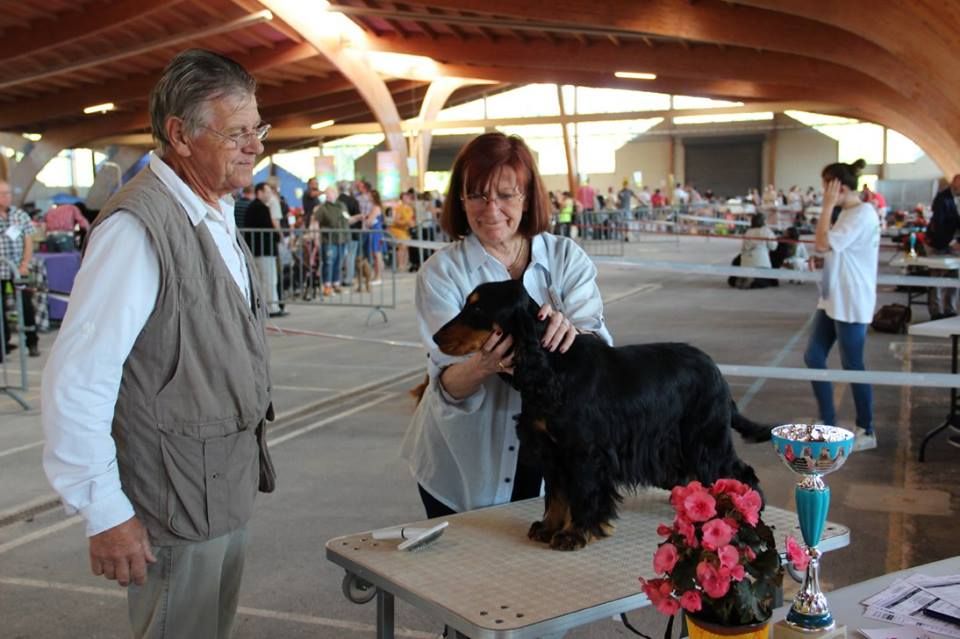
left=150, top=49, right=257, bottom=155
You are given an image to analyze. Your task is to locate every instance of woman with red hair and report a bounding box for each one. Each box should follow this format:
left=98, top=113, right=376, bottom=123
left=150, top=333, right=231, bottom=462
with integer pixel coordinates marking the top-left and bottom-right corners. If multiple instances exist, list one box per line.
left=401, top=132, right=612, bottom=518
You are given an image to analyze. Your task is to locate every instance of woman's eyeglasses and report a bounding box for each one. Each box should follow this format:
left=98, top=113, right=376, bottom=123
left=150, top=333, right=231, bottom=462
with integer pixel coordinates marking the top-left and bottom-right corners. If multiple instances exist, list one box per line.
left=461, top=192, right=524, bottom=209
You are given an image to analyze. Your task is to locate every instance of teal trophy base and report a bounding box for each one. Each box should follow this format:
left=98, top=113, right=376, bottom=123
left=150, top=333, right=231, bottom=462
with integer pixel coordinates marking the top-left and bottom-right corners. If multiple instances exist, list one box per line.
left=774, top=620, right=847, bottom=639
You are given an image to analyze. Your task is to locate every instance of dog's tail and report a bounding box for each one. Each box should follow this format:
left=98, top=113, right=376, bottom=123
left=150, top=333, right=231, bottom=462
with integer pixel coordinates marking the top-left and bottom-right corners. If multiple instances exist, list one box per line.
left=410, top=374, right=429, bottom=405
left=730, top=401, right=773, bottom=442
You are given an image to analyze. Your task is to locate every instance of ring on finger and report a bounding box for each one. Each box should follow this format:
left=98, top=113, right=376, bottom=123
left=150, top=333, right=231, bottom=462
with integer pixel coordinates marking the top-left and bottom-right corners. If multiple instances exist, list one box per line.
left=497, top=360, right=505, bottom=370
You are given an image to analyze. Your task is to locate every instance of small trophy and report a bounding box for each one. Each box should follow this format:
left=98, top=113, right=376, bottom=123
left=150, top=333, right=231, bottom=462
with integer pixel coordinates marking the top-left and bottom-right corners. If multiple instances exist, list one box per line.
left=771, top=424, right=854, bottom=639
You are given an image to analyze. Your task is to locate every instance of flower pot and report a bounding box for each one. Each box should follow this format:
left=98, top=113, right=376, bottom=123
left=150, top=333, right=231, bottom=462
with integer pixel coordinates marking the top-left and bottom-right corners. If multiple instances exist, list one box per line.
left=686, top=615, right=771, bottom=639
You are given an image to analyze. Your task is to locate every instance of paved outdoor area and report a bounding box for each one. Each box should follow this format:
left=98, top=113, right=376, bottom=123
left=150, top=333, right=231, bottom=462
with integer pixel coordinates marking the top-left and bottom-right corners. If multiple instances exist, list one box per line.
left=1, top=232, right=958, bottom=638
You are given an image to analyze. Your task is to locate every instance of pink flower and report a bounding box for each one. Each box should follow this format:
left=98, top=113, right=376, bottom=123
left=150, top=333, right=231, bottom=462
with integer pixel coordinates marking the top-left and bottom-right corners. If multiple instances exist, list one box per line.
left=697, top=561, right=731, bottom=599
left=639, top=578, right=666, bottom=604
left=654, top=543, right=680, bottom=574
left=730, top=564, right=746, bottom=581
left=657, top=524, right=673, bottom=537
left=675, top=516, right=698, bottom=548
left=733, top=490, right=762, bottom=526
left=655, top=595, right=681, bottom=615
left=717, top=544, right=739, bottom=569
left=671, top=481, right=703, bottom=510
left=701, top=518, right=734, bottom=550
left=710, top=479, right=749, bottom=496
left=743, top=546, right=756, bottom=561
left=786, top=536, right=810, bottom=572
left=683, top=490, right=717, bottom=522
left=680, top=590, right=703, bottom=613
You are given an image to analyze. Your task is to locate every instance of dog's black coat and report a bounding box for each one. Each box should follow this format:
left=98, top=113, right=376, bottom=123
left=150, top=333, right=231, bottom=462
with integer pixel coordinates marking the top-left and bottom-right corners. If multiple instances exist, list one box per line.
left=433, top=279, right=771, bottom=550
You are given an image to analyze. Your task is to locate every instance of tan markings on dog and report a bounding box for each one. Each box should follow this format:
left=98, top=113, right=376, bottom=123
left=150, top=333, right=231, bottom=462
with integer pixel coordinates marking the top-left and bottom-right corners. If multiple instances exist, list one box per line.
left=467, top=292, right=480, bottom=305
left=532, top=418, right=557, bottom=443
left=599, top=521, right=616, bottom=537
left=543, top=494, right=569, bottom=531
left=434, top=324, right=490, bottom=355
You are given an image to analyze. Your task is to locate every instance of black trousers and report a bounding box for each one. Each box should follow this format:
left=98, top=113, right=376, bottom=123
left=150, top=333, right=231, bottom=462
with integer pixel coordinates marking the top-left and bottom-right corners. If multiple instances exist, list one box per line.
left=1, top=278, right=38, bottom=353
left=417, top=454, right=543, bottom=519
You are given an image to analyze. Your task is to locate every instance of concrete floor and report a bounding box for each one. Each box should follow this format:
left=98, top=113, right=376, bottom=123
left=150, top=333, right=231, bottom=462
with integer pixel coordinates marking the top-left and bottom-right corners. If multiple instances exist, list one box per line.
left=1, top=233, right=958, bottom=638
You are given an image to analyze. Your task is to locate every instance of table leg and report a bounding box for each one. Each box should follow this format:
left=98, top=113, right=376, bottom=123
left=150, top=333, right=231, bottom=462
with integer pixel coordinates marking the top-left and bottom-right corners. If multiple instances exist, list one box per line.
left=919, top=334, right=959, bottom=462
left=377, top=589, right=395, bottom=639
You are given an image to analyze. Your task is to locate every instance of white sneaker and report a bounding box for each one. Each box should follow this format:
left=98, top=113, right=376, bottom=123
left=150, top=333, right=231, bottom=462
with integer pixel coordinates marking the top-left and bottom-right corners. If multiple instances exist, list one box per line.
left=853, top=427, right=877, bottom=452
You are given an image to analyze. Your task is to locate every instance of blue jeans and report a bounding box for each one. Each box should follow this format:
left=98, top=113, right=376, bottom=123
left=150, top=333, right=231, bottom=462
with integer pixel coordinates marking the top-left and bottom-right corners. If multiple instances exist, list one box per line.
left=803, top=309, right=873, bottom=433
left=322, top=242, right=344, bottom=285
left=342, top=239, right=359, bottom=285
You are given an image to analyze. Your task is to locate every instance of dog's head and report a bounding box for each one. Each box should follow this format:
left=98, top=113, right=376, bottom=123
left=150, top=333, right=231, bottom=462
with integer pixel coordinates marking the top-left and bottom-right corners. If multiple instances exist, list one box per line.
left=433, top=279, right=541, bottom=356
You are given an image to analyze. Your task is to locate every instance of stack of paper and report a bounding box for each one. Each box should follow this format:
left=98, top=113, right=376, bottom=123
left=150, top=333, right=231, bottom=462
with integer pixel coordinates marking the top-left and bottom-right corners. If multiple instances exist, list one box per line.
left=859, top=574, right=960, bottom=639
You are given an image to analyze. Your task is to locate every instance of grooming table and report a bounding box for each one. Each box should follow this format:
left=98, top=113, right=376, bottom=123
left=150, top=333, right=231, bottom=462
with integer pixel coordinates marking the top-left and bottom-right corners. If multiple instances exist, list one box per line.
left=909, top=315, right=960, bottom=461
left=326, top=490, right=851, bottom=639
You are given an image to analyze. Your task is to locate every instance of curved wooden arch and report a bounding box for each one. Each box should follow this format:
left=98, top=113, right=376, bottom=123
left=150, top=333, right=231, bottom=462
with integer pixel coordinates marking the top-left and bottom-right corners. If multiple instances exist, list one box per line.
left=259, top=0, right=409, bottom=182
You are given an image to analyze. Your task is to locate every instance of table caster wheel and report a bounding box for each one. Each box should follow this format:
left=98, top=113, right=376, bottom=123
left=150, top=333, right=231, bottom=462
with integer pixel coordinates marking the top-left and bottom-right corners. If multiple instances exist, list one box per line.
left=342, top=571, right=377, bottom=604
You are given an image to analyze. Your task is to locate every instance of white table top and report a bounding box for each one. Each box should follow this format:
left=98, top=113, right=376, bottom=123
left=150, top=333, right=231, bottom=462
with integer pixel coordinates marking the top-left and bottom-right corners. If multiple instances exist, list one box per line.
left=327, top=490, right=849, bottom=638
left=890, top=254, right=960, bottom=270
left=908, top=316, right=960, bottom=339
left=772, top=555, right=960, bottom=635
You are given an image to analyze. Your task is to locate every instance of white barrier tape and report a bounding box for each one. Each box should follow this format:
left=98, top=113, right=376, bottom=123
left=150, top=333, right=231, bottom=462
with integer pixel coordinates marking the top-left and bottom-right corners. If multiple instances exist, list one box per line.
left=677, top=213, right=750, bottom=227
left=597, top=258, right=960, bottom=288
left=718, top=364, right=960, bottom=389
left=266, top=324, right=421, bottom=348
left=399, top=239, right=447, bottom=250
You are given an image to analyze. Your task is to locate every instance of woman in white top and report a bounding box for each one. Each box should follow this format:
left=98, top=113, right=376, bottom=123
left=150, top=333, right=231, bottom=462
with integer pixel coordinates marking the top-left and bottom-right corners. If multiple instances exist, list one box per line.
left=401, top=133, right=612, bottom=518
left=803, top=159, right=879, bottom=451
left=737, top=212, right=779, bottom=289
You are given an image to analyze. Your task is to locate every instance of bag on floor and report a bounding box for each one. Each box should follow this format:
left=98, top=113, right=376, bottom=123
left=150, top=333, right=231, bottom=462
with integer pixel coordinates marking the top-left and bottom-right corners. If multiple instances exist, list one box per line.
left=871, top=303, right=911, bottom=334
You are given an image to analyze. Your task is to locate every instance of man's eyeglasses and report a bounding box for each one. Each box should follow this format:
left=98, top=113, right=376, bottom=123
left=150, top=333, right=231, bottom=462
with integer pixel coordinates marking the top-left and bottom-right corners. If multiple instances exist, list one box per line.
left=461, top=191, right=524, bottom=209
left=201, top=123, right=271, bottom=149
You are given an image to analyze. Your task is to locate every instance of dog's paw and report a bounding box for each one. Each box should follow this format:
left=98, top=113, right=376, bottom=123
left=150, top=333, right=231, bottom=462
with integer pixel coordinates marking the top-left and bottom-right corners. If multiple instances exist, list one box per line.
left=528, top=520, right=556, bottom=543
left=549, top=530, right=588, bottom=551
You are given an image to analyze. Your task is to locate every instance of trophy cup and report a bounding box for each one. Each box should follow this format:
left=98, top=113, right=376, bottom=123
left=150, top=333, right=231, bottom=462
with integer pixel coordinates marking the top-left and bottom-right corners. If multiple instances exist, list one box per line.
left=771, top=424, right=854, bottom=639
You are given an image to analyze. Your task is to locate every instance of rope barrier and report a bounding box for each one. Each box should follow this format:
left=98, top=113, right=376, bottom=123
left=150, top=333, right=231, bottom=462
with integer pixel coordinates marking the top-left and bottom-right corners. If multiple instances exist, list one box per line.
left=719, top=364, right=959, bottom=389
left=596, top=257, right=960, bottom=288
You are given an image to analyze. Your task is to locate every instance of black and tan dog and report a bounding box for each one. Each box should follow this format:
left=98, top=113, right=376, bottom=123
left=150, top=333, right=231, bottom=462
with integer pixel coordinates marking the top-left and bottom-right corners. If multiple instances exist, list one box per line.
left=433, top=279, right=771, bottom=551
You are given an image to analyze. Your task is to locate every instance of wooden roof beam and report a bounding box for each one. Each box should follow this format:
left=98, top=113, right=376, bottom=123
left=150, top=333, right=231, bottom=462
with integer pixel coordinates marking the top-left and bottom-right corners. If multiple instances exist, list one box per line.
left=0, top=0, right=187, bottom=63
left=0, top=10, right=274, bottom=92
left=0, top=40, right=320, bottom=131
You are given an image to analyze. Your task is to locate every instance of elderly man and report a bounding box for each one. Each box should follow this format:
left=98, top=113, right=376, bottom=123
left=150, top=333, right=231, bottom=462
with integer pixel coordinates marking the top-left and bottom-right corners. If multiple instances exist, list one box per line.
left=41, top=49, right=276, bottom=639
left=315, top=185, right=350, bottom=296
left=0, top=180, right=39, bottom=358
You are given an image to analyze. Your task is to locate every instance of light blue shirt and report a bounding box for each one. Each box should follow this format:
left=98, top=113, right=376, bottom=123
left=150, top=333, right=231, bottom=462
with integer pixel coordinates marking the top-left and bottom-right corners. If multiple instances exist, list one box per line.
left=41, top=153, right=251, bottom=537
left=401, top=232, right=612, bottom=513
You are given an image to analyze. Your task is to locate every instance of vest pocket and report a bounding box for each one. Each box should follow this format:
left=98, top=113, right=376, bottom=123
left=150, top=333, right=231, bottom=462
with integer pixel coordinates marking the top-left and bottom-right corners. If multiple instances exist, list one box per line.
left=159, top=423, right=259, bottom=541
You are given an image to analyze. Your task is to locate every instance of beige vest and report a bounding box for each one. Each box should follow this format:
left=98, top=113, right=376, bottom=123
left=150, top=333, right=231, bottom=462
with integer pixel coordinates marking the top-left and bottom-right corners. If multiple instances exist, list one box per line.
left=91, top=167, right=275, bottom=545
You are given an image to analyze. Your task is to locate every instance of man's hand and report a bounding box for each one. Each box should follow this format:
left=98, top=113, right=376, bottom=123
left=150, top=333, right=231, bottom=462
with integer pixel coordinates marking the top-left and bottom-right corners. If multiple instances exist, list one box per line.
left=17, top=263, right=28, bottom=277
left=89, top=516, right=156, bottom=587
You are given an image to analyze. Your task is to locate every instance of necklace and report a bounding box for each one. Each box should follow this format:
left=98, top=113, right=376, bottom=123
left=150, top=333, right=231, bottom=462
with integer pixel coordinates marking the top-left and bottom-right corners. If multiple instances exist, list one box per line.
left=507, top=238, right=528, bottom=274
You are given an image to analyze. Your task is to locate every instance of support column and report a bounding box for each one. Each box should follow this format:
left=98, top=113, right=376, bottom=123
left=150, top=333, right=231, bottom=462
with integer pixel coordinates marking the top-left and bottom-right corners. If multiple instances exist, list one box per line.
left=557, top=85, right=578, bottom=195
left=767, top=127, right=778, bottom=188
left=416, top=77, right=470, bottom=191
left=879, top=127, right=887, bottom=180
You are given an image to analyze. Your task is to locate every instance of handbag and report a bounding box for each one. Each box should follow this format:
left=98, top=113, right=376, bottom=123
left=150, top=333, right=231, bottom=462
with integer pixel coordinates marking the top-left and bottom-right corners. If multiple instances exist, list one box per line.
left=871, top=303, right=911, bottom=334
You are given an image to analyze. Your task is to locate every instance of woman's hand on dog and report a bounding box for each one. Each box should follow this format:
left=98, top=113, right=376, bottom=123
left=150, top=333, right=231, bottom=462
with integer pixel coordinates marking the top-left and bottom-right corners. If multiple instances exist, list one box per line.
left=538, top=304, right=577, bottom=353
left=476, top=330, right=515, bottom=375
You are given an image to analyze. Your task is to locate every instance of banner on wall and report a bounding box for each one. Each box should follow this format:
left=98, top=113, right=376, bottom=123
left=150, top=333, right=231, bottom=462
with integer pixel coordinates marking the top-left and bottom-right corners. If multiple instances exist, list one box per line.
left=314, top=156, right=336, bottom=189
left=377, top=151, right=401, bottom=200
